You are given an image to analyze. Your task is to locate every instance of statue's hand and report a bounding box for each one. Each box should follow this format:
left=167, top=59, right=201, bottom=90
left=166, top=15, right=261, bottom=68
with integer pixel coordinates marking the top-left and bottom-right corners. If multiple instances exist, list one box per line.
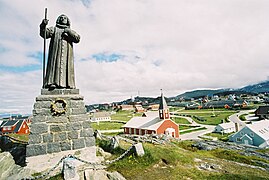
left=42, top=19, right=49, bottom=25
left=64, top=28, right=71, bottom=34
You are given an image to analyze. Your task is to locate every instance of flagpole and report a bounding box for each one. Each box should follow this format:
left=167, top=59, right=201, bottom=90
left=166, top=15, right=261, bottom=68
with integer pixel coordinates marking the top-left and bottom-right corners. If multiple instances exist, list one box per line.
left=42, top=8, right=47, bottom=88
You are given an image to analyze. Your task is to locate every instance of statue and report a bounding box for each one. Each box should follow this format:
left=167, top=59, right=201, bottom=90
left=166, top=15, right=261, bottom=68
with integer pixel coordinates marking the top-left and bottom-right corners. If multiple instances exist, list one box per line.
left=40, top=14, right=80, bottom=89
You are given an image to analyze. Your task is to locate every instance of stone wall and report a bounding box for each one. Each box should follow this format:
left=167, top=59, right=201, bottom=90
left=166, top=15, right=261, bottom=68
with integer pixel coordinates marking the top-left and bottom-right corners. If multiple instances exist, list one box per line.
left=27, top=89, right=95, bottom=157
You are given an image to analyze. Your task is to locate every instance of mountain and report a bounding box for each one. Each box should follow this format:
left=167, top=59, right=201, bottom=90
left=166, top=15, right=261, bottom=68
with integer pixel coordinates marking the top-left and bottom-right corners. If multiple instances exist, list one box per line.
left=87, top=80, right=269, bottom=107
left=175, top=89, right=225, bottom=100
left=175, top=80, right=269, bottom=100
left=239, top=80, right=269, bottom=93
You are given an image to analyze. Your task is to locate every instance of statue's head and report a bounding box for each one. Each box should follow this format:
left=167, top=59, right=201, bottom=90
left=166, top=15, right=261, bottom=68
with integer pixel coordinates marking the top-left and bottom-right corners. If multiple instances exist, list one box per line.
left=56, top=14, right=70, bottom=27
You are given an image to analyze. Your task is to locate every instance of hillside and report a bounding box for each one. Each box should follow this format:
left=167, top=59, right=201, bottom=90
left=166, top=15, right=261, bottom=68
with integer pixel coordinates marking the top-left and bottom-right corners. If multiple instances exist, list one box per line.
left=86, top=80, right=269, bottom=108
left=240, top=80, right=269, bottom=93
left=106, top=140, right=269, bottom=180
left=175, top=80, right=269, bottom=100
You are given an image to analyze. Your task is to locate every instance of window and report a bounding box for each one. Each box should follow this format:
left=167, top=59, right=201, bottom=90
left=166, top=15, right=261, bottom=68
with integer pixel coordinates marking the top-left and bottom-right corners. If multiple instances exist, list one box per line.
left=250, top=132, right=254, bottom=137
left=23, top=124, right=26, bottom=128
left=236, top=137, right=241, bottom=142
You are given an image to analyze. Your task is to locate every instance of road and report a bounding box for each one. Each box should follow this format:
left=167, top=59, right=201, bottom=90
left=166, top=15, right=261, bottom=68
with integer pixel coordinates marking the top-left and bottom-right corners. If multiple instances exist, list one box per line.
left=171, top=114, right=215, bottom=140
left=228, top=110, right=255, bottom=129
left=179, top=109, right=256, bottom=140
left=180, top=124, right=215, bottom=140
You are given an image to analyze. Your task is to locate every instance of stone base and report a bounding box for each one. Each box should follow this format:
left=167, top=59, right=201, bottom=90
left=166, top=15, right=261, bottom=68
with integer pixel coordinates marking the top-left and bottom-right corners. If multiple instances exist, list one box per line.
left=27, top=88, right=95, bottom=157
left=26, top=146, right=97, bottom=173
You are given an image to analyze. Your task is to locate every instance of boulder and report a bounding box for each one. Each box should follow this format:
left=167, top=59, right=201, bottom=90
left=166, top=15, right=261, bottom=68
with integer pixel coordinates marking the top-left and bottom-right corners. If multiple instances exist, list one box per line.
left=63, top=158, right=80, bottom=180
left=133, top=143, right=145, bottom=156
left=0, top=152, right=34, bottom=180
left=110, top=136, right=120, bottom=149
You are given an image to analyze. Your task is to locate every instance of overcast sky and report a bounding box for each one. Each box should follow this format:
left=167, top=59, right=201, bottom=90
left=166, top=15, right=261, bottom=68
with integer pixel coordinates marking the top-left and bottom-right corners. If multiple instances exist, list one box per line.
left=1, top=0, right=269, bottom=114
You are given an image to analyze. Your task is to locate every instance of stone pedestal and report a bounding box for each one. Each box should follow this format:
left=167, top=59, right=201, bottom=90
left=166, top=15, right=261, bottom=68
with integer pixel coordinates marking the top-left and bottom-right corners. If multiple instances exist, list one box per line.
left=26, top=89, right=95, bottom=157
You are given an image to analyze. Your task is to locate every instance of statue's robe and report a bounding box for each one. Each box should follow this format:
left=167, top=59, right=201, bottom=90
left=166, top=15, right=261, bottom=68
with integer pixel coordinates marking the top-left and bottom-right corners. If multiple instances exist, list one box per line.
left=40, top=23, right=80, bottom=89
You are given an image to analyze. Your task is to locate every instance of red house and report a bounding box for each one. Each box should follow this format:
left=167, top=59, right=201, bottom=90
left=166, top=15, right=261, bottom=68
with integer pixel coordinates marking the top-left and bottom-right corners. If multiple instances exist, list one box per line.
left=0, top=120, right=30, bottom=134
left=123, top=92, right=179, bottom=138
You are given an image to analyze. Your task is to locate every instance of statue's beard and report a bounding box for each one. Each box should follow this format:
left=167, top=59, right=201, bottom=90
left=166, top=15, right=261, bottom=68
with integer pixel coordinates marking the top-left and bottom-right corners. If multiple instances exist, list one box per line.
left=56, top=23, right=69, bottom=29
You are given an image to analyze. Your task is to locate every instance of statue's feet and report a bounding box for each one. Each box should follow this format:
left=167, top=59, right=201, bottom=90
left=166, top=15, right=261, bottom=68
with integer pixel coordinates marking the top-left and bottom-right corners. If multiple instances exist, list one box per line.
left=47, top=84, right=56, bottom=90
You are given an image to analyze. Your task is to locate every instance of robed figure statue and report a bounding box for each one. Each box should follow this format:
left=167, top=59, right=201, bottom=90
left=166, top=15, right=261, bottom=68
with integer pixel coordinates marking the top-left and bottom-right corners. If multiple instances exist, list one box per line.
left=40, top=14, right=80, bottom=89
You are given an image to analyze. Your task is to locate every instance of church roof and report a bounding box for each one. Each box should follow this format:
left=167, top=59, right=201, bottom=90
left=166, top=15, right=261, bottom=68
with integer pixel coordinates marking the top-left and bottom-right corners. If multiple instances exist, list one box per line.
left=123, top=116, right=164, bottom=131
left=159, top=93, right=168, bottom=110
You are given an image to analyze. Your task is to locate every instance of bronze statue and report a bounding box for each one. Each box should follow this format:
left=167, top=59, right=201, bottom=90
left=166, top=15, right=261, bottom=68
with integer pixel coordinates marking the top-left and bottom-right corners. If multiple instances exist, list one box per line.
left=40, top=14, right=80, bottom=89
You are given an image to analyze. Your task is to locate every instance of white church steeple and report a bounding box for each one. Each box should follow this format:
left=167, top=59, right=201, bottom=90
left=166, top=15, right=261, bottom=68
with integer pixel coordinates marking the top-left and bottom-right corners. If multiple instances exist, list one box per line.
left=159, top=89, right=170, bottom=120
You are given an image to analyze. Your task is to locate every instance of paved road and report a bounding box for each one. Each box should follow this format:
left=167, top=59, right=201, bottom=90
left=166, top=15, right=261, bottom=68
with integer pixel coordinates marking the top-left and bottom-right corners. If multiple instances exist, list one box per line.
left=172, top=115, right=215, bottom=140
left=180, top=124, right=215, bottom=140
left=228, top=110, right=255, bottom=129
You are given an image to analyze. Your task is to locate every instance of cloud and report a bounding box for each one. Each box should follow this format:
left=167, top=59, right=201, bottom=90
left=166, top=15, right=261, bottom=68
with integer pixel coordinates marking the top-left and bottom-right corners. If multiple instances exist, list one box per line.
left=1, top=0, right=269, bottom=113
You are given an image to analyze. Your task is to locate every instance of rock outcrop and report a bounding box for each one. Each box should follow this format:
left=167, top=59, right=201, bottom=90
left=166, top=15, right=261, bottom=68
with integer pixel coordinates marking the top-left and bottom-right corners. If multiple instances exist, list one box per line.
left=0, top=152, right=34, bottom=180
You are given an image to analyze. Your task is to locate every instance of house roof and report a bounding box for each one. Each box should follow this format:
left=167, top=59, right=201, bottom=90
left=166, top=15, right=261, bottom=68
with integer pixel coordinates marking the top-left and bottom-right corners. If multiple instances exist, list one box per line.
left=255, top=106, right=269, bottom=115
left=123, top=116, right=164, bottom=131
left=13, top=120, right=24, bottom=133
left=2, top=120, right=19, bottom=126
left=93, top=112, right=110, bottom=118
left=247, top=120, right=269, bottom=141
left=217, top=122, right=235, bottom=129
left=0, top=120, right=6, bottom=127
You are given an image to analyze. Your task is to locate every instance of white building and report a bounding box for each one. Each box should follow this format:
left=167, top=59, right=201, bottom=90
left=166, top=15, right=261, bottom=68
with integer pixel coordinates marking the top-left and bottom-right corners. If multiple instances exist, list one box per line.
left=214, top=122, right=236, bottom=134
left=90, top=112, right=111, bottom=122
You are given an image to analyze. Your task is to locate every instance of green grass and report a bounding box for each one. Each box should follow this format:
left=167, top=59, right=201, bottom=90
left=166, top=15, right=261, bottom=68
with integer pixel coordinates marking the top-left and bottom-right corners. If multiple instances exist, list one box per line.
left=204, top=132, right=233, bottom=142
left=239, top=114, right=248, bottom=121
left=211, top=148, right=269, bottom=168
left=107, top=141, right=269, bottom=180
left=177, top=109, right=236, bottom=125
left=91, top=122, right=124, bottom=130
left=179, top=125, right=194, bottom=130
left=6, top=133, right=29, bottom=142
left=111, top=110, right=143, bottom=122
left=48, top=173, right=64, bottom=180
left=180, top=127, right=207, bottom=134
left=171, top=117, right=191, bottom=124
left=102, top=132, right=124, bottom=136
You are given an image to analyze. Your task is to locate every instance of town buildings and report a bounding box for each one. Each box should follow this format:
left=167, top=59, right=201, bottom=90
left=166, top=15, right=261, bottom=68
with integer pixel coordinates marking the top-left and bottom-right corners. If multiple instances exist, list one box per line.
left=229, top=120, right=269, bottom=148
left=0, top=119, right=30, bottom=134
left=90, top=112, right=111, bottom=122
left=255, top=106, right=269, bottom=119
left=214, top=122, right=236, bottom=134
left=123, top=92, right=179, bottom=138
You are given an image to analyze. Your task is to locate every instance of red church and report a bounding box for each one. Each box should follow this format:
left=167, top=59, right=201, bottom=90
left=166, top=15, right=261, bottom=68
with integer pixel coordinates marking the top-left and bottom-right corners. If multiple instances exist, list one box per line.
left=123, top=92, right=179, bottom=138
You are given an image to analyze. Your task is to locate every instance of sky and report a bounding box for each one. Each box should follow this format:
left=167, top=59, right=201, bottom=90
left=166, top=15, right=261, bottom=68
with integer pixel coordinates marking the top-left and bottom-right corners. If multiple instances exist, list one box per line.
left=1, top=0, right=269, bottom=114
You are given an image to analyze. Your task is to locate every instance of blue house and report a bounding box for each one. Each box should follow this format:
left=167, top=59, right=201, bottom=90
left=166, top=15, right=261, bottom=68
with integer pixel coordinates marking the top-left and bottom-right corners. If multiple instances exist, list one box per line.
left=229, top=120, right=269, bottom=148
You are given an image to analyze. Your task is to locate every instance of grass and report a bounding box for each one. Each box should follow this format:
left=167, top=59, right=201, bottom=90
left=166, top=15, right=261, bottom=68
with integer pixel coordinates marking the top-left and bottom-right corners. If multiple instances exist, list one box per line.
left=102, top=132, right=124, bottom=136
left=111, top=110, right=143, bottom=122
left=180, top=127, right=207, bottom=135
left=179, top=125, right=194, bottom=130
left=211, top=148, right=269, bottom=168
left=239, top=113, right=248, bottom=121
left=107, top=140, right=269, bottom=180
left=6, top=133, right=29, bottom=142
left=177, top=109, right=236, bottom=125
left=171, top=117, right=191, bottom=124
left=91, top=122, right=124, bottom=130
left=204, top=132, right=233, bottom=142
